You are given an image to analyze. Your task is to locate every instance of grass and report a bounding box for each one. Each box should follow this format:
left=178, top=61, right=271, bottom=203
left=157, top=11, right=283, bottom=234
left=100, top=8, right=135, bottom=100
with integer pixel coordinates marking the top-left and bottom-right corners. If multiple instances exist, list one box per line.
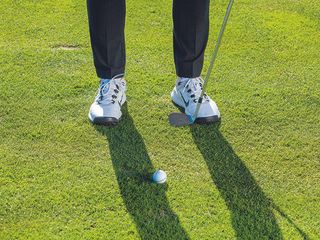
left=1, top=0, right=319, bottom=239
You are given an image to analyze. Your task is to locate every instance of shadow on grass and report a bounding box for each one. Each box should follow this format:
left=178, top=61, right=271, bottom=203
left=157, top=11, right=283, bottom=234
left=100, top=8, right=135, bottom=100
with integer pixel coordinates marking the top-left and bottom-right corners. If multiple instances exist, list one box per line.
left=191, top=123, right=284, bottom=239
left=95, top=104, right=189, bottom=240
left=272, top=203, right=310, bottom=240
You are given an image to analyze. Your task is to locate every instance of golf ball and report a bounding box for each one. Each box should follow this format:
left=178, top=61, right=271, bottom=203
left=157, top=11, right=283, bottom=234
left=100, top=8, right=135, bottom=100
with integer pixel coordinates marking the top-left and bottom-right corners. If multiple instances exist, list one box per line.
left=152, top=170, right=167, bottom=184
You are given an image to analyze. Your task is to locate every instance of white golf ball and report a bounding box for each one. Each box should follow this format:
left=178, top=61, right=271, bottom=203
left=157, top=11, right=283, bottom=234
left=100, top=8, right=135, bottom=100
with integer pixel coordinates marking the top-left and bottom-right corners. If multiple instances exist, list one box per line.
left=152, top=170, right=167, bottom=184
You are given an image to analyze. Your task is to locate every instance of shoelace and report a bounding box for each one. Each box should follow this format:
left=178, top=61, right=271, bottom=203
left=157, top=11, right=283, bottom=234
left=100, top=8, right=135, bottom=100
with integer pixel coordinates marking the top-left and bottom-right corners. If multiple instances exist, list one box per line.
left=182, top=78, right=209, bottom=103
left=96, top=74, right=125, bottom=104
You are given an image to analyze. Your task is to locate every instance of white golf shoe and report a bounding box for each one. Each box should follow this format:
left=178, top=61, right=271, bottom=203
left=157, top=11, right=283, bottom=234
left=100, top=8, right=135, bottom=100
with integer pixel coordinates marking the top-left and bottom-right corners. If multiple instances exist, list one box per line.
left=88, top=75, right=127, bottom=125
left=171, top=77, right=220, bottom=124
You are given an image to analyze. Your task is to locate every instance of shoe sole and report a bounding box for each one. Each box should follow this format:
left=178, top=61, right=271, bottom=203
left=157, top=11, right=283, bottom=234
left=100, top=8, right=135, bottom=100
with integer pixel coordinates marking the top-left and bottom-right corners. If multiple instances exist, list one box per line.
left=171, top=101, right=220, bottom=125
left=92, top=117, right=119, bottom=126
left=88, top=113, right=120, bottom=126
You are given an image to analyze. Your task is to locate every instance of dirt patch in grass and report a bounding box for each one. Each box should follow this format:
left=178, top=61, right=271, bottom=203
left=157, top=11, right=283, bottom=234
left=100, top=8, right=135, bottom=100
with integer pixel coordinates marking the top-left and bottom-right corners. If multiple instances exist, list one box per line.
left=52, top=44, right=80, bottom=51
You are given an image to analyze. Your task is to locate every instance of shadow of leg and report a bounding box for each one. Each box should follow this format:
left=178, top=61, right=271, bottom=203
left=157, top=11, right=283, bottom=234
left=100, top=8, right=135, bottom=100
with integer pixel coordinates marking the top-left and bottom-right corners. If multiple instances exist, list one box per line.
left=95, top=104, right=189, bottom=240
left=191, top=124, right=283, bottom=239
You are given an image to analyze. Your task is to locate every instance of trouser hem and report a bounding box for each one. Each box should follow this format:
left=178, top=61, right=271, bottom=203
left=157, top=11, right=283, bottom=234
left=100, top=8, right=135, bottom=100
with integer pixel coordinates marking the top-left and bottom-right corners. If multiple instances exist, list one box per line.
left=175, top=61, right=203, bottom=78
left=95, top=67, right=125, bottom=79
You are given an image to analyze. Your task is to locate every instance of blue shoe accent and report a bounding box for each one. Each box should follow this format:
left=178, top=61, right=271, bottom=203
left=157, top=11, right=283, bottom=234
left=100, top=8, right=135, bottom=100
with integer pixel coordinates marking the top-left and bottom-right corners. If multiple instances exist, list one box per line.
left=100, top=79, right=110, bottom=86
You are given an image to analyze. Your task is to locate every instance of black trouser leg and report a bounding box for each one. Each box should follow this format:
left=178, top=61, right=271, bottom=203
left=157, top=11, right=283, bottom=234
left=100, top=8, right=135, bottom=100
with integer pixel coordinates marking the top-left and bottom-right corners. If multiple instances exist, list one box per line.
left=87, top=0, right=126, bottom=79
left=173, top=0, right=210, bottom=78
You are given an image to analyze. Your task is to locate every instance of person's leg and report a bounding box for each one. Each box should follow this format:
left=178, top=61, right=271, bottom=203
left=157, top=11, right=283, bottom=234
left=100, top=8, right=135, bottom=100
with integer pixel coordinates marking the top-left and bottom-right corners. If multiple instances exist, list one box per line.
left=87, top=0, right=126, bottom=79
left=171, top=1, right=220, bottom=124
left=87, top=0, right=127, bottom=125
left=173, top=0, right=210, bottom=78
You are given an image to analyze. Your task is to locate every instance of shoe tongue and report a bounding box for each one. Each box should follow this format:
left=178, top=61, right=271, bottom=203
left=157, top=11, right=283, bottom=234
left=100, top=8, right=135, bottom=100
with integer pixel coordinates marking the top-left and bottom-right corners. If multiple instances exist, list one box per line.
left=186, top=79, right=201, bottom=92
left=191, top=81, right=200, bottom=91
left=177, top=77, right=189, bottom=86
left=179, top=78, right=201, bottom=88
left=100, top=79, right=112, bottom=95
left=100, top=79, right=110, bottom=86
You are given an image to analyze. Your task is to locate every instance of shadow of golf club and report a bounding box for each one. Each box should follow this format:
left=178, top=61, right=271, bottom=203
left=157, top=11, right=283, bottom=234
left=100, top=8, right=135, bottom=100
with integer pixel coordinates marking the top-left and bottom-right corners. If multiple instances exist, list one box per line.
left=191, top=123, right=284, bottom=239
left=271, top=203, right=310, bottom=240
left=95, top=104, right=189, bottom=240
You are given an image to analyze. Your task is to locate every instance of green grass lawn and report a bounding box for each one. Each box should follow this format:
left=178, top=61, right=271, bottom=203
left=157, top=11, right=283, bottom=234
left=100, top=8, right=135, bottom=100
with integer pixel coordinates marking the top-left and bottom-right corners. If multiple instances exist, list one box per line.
left=1, top=0, right=320, bottom=239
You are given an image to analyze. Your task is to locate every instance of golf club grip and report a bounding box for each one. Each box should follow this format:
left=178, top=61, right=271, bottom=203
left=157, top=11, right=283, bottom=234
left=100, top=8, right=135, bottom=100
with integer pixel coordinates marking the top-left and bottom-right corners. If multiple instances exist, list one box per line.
left=192, top=0, right=235, bottom=120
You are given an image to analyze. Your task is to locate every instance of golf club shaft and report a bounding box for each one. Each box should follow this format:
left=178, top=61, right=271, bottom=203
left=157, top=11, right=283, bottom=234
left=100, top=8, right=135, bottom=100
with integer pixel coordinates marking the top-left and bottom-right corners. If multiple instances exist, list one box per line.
left=192, top=0, right=235, bottom=121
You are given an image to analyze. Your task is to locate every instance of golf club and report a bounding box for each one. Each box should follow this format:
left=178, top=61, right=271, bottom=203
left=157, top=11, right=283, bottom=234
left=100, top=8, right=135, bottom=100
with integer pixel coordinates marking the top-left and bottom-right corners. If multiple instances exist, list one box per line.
left=169, top=0, right=235, bottom=127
